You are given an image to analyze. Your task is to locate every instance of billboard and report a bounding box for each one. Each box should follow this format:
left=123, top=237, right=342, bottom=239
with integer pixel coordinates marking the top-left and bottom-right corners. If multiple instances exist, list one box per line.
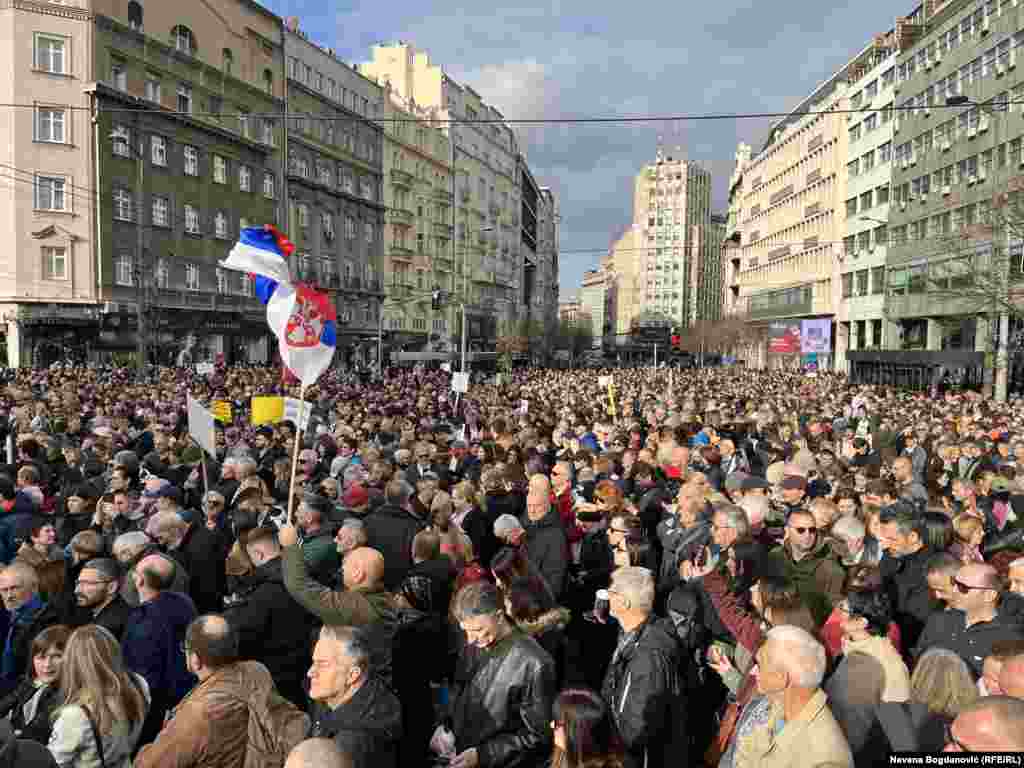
left=768, top=321, right=801, bottom=355
left=801, top=319, right=832, bottom=354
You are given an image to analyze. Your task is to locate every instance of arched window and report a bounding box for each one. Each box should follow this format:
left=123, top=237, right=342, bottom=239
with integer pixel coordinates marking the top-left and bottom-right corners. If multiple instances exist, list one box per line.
left=172, top=25, right=195, bottom=55
left=262, top=69, right=273, bottom=94
left=222, top=48, right=233, bottom=76
left=127, top=1, right=143, bottom=31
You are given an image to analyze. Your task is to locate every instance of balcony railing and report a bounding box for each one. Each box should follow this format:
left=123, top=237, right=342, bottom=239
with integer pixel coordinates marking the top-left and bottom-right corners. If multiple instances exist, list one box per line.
left=433, top=189, right=454, bottom=204
left=432, top=222, right=453, bottom=237
left=391, top=169, right=415, bottom=187
left=389, top=245, right=414, bottom=262
left=154, top=289, right=262, bottom=312
left=390, top=207, right=414, bottom=226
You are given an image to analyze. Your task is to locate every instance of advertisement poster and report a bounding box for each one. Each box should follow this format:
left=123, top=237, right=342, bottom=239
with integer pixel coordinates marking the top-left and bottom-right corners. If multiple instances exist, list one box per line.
left=801, top=319, right=832, bottom=354
left=768, top=321, right=801, bottom=354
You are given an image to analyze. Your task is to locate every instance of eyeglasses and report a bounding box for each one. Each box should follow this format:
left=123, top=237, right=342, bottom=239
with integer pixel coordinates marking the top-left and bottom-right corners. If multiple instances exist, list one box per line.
left=954, top=580, right=991, bottom=595
left=606, top=527, right=629, bottom=536
left=789, top=526, right=818, bottom=535
left=944, top=723, right=971, bottom=752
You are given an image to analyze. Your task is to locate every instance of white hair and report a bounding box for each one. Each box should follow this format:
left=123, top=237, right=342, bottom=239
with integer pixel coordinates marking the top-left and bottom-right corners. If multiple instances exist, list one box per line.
left=610, top=566, right=655, bottom=613
left=764, top=625, right=826, bottom=689
left=831, top=515, right=866, bottom=542
left=739, top=495, right=770, bottom=533
left=1009, top=557, right=1024, bottom=570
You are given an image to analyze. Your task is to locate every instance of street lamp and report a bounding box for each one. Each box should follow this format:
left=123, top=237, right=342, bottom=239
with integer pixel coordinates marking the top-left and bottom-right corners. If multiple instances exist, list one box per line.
left=109, top=130, right=147, bottom=382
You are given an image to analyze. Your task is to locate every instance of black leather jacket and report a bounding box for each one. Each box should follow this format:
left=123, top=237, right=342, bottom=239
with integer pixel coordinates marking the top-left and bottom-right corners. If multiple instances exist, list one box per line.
left=451, top=629, right=556, bottom=768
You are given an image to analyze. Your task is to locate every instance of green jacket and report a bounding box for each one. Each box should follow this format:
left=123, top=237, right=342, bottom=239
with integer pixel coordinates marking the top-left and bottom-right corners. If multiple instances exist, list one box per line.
left=300, top=530, right=341, bottom=588
left=767, top=542, right=845, bottom=626
left=281, top=545, right=400, bottom=683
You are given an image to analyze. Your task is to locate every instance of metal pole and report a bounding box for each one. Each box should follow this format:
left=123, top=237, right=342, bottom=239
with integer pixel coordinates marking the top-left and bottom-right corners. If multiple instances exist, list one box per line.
left=461, top=301, right=467, bottom=373
left=377, top=303, right=383, bottom=376
left=135, top=137, right=145, bottom=380
left=653, top=342, right=657, bottom=368
left=450, top=128, right=457, bottom=352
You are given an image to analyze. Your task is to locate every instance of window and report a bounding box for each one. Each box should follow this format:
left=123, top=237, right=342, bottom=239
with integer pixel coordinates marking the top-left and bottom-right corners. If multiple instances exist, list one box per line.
left=151, top=195, right=169, bottom=226
left=263, top=69, right=273, bottom=94
left=112, top=126, right=130, bottom=157
left=879, top=141, right=892, bottom=164
left=222, top=49, right=233, bottom=76
left=263, top=172, right=275, bottom=199
left=318, top=164, right=331, bottom=187
left=116, top=253, right=133, bottom=286
left=173, top=25, right=195, bottom=56
left=360, top=179, right=372, bottom=199
left=35, top=35, right=66, bottom=74
left=110, top=58, right=127, bottom=91
left=239, top=165, right=251, bottom=192
left=184, top=204, right=199, bottom=234
left=36, top=108, right=65, bottom=143
left=42, top=246, right=66, bottom=279
left=907, top=265, right=927, bottom=294
left=213, top=155, right=226, bottom=184
left=215, top=211, right=228, bottom=239
left=342, top=173, right=354, bottom=194
left=856, top=269, right=869, bottom=296
left=177, top=83, right=193, bottom=114
left=144, top=74, right=161, bottom=103
left=858, top=230, right=871, bottom=252
left=127, top=1, right=143, bottom=31
left=842, top=272, right=853, bottom=298
left=113, top=187, right=132, bottom=220
left=860, top=190, right=873, bottom=211
left=156, top=259, right=168, bottom=289
left=871, top=266, right=885, bottom=294
left=238, top=110, right=250, bottom=139
left=216, top=267, right=228, bottom=294
left=297, top=203, right=309, bottom=229
left=864, top=113, right=878, bottom=133
left=874, top=224, right=888, bottom=246
left=322, top=212, right=334, bottom=237
left=345, top=216, right=355, bottom=240
left=846, top=198, right=857, bottom=217
left=240, top=273, right=254, bottom=297
left=185, top=262, right=200, bottom=291
left=151, top=135, right=166, bottom=166
left=865, top=79, right=879, bottom=99
left=261, top=118, right=275, bottom=146
left=862, top=149, right=875, bottom=171
left=183, top=145, right=198, bottom=176
left=365, top=222, right=374, bottom=243
left=209, top=95, right=223, bottom=121
left=849, top=123, right=861, bottom=143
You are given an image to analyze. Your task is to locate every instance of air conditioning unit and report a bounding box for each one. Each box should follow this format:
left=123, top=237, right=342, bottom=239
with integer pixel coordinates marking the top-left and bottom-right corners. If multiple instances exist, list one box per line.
left=979, top=167, right=989, bottom=181
left=982, top=16, right=991, bottom=34
left=920, top=193, right=928, bottom=203
left=1019, top=155, right=1024, bottom=168
left=868, top=245, right=875, bottom=253
left=980, top=115, right=990, bottom=132
left=968, top=174, right=978, bottom=185
left=968, top=126, right=978, bottom=138
left=996, top=62, right=1006, bottom=77
left=935, top=50, right=943, bottom=64
left=901, top=159, right=910, bottom=169
left=910, top=154, right=917, bottom=165
left=941, top=139, right=952, bottom=151
left=1011, top=50, right=1018, bottom=70
left=899, top=200, right=907, bottom=211
left=924, top=107, right=931, bottom=116
left=942, top=184, right=951, bottom=196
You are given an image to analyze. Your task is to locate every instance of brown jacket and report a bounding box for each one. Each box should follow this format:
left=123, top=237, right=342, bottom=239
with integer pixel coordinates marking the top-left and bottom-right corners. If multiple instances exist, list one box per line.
left=134, top=660, right=302, bottom=768
left=734, top=689, right=853, bottom=768
left=14, top=544, right=64, bottom=600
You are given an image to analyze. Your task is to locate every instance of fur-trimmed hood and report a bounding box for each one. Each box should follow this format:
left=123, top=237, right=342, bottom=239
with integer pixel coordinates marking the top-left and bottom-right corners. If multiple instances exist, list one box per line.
left=516, top=606, right=571, bottom=637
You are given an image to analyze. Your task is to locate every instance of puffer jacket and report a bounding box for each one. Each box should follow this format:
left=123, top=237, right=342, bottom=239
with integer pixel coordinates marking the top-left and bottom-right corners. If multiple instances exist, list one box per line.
left=516, top=606, right=570, bottom=683
left=135, top=661, right=307, bottom=768
left=600, top=618, right=689, bottom=768
left=451, top=629, right=556, bottom=768
left=767, top=541, right=845, bottom=626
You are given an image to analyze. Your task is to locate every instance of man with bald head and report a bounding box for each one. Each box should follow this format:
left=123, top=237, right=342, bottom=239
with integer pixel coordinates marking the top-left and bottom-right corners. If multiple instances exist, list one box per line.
left=286, top=738, right=353, bottom=768
left=279, top=523, right=400, bottom=686
left=137, top=615, right=310, bottom=767
left=945, top=696, right=1024, bottom=752
left=122, top=553, right=198, bottom=746
left=914, top=563, right=1024, bottom=678
left=522, top=473, right=568, bottom=599
left=999, top=652, right=1024, bottom=698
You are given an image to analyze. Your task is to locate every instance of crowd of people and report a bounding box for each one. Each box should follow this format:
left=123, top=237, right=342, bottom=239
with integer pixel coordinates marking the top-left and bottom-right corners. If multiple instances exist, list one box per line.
left=0, top=362, right=1022, bottom=767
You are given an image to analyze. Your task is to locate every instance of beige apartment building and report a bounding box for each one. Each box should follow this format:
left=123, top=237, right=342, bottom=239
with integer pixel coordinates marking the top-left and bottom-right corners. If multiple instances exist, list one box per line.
left=0, top=0, right=97, bottom=366
left=375, top=89, right=454, bottom=350
left=610, top=225, right=642, bottom=334
left=735, top=71, right=852, bottom=368
left=362, top=43, right=522, bottom=349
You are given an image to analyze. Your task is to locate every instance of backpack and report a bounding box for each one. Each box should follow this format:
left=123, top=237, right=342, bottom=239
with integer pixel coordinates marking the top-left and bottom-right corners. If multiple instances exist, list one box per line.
left=232, top=689, right=310, bottom=768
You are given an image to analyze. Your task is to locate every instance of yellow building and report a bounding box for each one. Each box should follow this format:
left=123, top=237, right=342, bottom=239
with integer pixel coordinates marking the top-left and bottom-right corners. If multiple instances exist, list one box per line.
left=735, top=73, right=851, bottom=368
left=362, top=43, right=522, bottom=343
left=375, top=89, right=453, bottom=349
left=609, top=226, right=641, bottom=335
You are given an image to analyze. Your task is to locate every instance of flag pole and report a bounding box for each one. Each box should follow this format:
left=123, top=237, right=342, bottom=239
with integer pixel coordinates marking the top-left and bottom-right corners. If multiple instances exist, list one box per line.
left=286, top=382, right=307, bottom=525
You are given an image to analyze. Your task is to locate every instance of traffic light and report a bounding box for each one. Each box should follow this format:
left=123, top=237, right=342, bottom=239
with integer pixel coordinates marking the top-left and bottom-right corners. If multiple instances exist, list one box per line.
left=431, top=286, right=442, bottom=311
left=670, top=328, right=682, bottom=352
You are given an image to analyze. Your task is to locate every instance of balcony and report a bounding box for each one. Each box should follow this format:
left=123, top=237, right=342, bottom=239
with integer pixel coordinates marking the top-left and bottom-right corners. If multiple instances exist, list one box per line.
left=433, top=188, right=454, bottom=204
left=748, top=284, right=813, bottom=321
left=388, top=282, right=415, bottom=299
left=389, top=245, right=414, bottom=262
left=432, top=222, right=453, bottom=238
left=391, top=169, right=415, bottom=188
left=390, top=207, right=414, bottom=226
left=434, top=256, right=454, bottom=272
left=154, top=289, right=261, bottom=312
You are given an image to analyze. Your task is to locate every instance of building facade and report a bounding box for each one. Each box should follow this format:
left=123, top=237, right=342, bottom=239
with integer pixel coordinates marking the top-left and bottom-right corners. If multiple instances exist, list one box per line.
left=374, top=84, right=453, bottom=353
left=93, top=0, right=285, bottom=366
left=283, top=19, right=385, bottom=367
left=610, top=225, right=642, bottom=334
left=578, top=267, right=609, bottom=347
left=627, top=152, right=712, bottom=333
left=886, top=0, right=1024, bottom=364
left=838, top=34, right=900, bottom=371
left=361, top=43, right=523, bottom=353
left=529, top=186, right=560, bottom=341
left=0, top=0, right=97, bottom=367
left=734, top=64, right=853, bottom=368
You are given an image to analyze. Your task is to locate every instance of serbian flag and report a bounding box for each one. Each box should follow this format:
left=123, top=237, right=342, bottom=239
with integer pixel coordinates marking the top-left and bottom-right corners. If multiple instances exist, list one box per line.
left=222, top=226, right=336, bottom=385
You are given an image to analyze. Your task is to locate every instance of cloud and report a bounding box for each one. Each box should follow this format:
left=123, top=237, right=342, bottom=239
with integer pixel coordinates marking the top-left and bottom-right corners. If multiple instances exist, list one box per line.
left=262, top=0, right=904, bottom=298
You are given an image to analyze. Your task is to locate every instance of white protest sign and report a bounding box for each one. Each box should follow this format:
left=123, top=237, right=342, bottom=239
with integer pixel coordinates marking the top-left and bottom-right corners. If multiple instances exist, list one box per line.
left=195, top=362, right=215, bottom=375
left=520, top=399, right=529, bottom=415
left=186, top=394, right=216, bottom=456
left=597, top=375, right=611, bottom=387
left=441, top=363, right=452, bottom=373
left=451, top=372, right=470, bottom=393
left=284, top=397, right=312, bottom=430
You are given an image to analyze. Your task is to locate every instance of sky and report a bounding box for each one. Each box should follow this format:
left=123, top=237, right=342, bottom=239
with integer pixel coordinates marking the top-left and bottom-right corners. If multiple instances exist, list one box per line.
left=262, top=0, right=907, bottom=297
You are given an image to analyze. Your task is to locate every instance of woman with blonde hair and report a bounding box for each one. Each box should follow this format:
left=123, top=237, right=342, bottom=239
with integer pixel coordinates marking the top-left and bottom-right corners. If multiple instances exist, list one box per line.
left=48, top=625, right=150, bottom=767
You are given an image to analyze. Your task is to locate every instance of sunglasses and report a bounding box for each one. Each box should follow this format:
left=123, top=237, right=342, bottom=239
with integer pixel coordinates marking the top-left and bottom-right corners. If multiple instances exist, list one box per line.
left=790, top=526, right=817, bottom=535
left=954, top=580, right=990, bottom=594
